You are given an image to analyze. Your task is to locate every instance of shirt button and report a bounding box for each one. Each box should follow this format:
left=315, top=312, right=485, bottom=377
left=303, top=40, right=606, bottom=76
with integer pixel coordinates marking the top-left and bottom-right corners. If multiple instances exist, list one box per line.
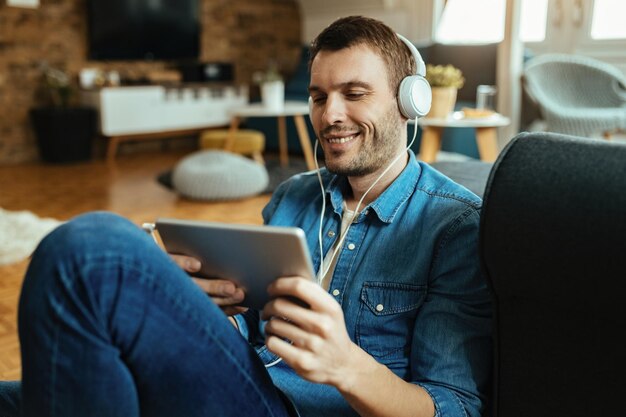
left=332, top=289, right=340, bottom=296
left=376, top=304, right=384, bottom=312
left=347, top=243, right=356, bottom=250
left=327, top=230, right=336, bottom=237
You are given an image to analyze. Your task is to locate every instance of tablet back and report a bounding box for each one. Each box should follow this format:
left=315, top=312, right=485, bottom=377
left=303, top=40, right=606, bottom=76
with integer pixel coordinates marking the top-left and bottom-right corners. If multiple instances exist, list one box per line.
left=155, top=218, right=315, bottom=310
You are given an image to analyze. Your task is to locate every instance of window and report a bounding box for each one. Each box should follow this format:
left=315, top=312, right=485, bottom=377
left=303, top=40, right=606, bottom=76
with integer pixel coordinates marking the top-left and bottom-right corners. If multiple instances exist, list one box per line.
left=590, top=0, right=626, bottom=39
left=435, top=0, right=505, bottom=44
left=434, top=0, right=548, bottom=44
left=520, top=0, right=548, bottom=42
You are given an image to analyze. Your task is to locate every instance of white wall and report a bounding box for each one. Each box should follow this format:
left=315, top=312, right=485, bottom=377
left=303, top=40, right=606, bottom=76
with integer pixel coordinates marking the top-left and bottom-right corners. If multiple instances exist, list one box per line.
left=297, top=0, right=437, bottom=44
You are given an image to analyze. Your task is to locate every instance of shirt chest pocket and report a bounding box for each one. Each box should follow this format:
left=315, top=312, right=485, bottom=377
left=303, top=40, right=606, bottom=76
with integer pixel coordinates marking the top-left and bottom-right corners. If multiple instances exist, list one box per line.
left=357, top=282, right=426, bottom=359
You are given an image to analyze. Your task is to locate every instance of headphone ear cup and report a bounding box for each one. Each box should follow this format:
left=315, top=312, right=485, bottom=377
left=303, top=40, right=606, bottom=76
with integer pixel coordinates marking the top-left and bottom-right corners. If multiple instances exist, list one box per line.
left=398, top=75, right=432, bottom=119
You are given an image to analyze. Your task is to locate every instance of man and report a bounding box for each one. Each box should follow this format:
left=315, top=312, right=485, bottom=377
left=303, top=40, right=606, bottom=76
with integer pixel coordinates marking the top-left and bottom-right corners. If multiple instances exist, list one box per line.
left=0, top=16, right=492, bottom=417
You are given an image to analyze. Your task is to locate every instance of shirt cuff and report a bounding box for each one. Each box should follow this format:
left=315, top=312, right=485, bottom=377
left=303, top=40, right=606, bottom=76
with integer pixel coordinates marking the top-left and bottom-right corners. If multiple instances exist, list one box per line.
left=413, top=382, right=470, bottom=417
left=232, top=314, right=250, bottom=341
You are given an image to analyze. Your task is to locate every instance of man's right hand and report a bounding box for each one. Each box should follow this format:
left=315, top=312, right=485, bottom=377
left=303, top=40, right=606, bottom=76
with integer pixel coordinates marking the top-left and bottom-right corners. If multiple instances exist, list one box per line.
left=169, top=254, right=248, bottom=317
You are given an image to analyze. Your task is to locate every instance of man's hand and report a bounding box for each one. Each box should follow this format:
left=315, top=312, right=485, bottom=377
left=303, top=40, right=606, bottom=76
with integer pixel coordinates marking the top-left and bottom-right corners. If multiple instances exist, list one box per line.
left=262, top=277, right=435, bottom=417
left=261, top=277, right=359, bottom=387
left=169, top=254, right=247, bottom=316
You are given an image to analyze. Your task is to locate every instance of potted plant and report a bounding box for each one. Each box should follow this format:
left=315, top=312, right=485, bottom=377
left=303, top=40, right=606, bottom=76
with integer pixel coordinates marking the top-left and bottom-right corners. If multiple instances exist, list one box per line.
left=29, top=63, right=97, bottom=163
left=252, top=61, right=285, bottom=111
left=424, top=64, right=465, bottom=118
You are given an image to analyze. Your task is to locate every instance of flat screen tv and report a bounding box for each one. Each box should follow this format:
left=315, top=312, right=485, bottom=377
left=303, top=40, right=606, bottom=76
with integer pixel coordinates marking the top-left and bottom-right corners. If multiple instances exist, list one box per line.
left=87, top=0, right=200, bottom=61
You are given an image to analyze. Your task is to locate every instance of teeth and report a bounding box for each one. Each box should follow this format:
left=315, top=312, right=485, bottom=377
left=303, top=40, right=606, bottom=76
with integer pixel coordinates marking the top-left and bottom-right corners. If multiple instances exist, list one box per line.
left=327, top=134, right=356, bottom=144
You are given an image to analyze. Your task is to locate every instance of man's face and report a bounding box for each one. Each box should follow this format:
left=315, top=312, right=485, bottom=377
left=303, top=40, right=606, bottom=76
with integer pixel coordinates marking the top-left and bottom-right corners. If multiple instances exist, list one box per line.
left=308, top=44, right=405, bottom=177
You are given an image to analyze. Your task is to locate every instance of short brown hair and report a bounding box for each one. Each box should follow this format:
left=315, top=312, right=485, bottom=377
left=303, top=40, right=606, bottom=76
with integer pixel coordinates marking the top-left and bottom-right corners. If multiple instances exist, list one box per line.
left=308, top=16, right=416, bottom=96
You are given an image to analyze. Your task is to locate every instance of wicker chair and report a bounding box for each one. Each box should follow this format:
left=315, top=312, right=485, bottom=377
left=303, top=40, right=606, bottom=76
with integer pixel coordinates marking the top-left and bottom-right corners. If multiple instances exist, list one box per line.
left=522, top=53, right=626, bottom=137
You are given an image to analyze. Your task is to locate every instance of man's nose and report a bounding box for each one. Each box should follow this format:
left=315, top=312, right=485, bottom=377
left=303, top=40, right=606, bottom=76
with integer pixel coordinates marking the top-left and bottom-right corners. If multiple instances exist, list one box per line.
left=321, top=95, right=347, bottom=125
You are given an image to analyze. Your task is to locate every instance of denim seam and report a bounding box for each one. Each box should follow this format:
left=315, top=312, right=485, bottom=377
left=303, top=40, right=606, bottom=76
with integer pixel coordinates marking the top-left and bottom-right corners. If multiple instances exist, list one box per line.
left=361, top=282, right=426, bottom=314
left=415, top=382, right=469, bottom=417
left=414, top=186, right=482, bottom=209
left=429, top=206, right=477, bottom=279
left=50, top=305, right=61, bottom=417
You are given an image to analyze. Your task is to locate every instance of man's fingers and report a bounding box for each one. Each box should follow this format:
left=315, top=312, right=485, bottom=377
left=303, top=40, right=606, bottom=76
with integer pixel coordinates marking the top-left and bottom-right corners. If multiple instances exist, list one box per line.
left=223, top=306, right=249, bottom=316
left=169, top=254, right=201, bottom=273
left=265, top=317, right=320, bottom=351
left=267, top=277, right=335, bottom=312
left=191, top=278, right=243, bottom=299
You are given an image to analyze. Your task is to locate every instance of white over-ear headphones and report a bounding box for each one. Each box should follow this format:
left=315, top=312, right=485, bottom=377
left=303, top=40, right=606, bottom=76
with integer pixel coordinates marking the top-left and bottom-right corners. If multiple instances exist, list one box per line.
left=396, top=33, right=432, bottom=119
left=308, top=33, right=432, bottom=120
left=307, top=33, right=429, bottom=298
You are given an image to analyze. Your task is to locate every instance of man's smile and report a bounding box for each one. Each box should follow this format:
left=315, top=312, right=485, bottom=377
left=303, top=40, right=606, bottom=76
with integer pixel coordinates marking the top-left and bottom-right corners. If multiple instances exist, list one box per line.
left=325, top=133, right=360, bottom=144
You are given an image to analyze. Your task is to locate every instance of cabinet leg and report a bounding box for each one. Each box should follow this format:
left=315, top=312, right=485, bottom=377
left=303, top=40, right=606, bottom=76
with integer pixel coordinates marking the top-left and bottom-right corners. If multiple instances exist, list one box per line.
left=106, top=137, right=120, bottom=163
left=277, top=116, right=288, bottom=167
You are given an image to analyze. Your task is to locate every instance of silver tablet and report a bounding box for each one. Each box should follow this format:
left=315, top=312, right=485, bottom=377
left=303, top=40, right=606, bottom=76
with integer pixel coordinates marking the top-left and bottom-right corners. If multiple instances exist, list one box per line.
left=154, top=218, right=315, bottom=310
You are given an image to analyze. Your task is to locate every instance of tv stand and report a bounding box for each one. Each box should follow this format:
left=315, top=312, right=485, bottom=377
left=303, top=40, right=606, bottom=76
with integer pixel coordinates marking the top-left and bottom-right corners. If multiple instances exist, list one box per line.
left=81, top=84, right=248, bottom=161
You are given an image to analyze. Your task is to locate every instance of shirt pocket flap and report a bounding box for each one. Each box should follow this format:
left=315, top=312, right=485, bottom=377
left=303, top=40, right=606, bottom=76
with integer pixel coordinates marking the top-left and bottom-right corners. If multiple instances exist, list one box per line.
left=360, top=282, right=427, bottom=316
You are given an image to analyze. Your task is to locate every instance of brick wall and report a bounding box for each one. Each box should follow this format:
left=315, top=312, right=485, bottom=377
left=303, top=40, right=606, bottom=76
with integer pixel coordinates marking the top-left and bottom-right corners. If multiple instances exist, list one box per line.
left=0, top=0, right=302, bottom=164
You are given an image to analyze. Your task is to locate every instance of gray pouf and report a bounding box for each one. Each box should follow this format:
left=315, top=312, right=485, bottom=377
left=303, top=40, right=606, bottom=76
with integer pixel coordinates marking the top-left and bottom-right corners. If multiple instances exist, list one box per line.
left=172, top=150, right=269, bottom=200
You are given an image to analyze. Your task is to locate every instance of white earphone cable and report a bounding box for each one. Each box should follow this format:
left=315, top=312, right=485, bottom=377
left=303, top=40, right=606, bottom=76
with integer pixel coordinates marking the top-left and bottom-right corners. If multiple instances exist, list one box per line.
left=266, top=117, right=419, bottom=369
left=315, top=116, right=420, bottom=281
left=313, top=139, right=327, bottom=284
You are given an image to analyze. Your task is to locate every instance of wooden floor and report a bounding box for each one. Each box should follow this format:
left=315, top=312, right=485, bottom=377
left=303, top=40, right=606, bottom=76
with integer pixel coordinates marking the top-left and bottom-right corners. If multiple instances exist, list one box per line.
left=0, top=150, right=271, bottom=379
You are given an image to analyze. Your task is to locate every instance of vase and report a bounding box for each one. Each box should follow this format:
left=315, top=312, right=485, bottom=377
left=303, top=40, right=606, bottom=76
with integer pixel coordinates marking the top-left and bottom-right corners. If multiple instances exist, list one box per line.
left=427, top=87, right=457, bottom=118
left=261, top=80, right=285, bottom=111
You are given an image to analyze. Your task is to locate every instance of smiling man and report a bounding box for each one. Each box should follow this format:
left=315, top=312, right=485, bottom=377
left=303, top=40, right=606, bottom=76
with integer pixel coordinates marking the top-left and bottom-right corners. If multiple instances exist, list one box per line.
left=250, top=16, right=493, bottom=417
left=0, top=15, right=492, bottom=417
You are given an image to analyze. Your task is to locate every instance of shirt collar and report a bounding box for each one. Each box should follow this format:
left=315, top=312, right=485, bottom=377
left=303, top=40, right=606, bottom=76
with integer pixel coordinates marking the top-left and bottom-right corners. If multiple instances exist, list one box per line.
left=326, top=150, right=421, bottom=223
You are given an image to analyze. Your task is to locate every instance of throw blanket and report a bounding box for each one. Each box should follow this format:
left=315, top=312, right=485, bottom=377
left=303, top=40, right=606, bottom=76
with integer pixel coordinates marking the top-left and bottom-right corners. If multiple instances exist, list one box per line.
left=0, top=208, right=63, bottom=266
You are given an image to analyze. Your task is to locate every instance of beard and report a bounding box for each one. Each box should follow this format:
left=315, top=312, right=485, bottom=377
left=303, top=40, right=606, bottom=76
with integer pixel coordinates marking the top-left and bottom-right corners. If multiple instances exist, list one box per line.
left=321, top=104, right=404, bottom=177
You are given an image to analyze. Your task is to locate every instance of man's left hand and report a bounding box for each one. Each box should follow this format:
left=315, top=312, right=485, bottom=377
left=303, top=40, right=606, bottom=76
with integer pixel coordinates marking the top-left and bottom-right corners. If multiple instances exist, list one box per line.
left=261, top=277, right=359, bottom=387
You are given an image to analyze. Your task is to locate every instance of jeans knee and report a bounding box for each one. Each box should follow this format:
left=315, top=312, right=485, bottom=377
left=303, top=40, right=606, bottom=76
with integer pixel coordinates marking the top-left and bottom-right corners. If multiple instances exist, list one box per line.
left=21, top=211, right=153, bottom=324
left=36, top=211, right=144, bottom=260
left=24, top=211, right=151, bottom=300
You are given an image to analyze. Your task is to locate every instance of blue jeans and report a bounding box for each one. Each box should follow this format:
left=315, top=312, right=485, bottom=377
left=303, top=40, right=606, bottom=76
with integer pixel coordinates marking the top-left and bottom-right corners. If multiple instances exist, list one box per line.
left=0, top=212, right=294, bottom=417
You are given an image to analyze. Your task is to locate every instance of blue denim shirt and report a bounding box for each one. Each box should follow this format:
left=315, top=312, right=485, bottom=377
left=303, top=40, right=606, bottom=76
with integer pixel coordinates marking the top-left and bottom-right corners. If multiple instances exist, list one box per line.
left=236, top=151, right=492, bottom=417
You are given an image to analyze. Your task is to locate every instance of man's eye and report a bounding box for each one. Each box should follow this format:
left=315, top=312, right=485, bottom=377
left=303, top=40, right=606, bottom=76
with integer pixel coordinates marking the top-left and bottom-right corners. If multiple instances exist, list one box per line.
left=312, top=97, right=326, bottom=104
left=346, top=93, right=365, bottom=100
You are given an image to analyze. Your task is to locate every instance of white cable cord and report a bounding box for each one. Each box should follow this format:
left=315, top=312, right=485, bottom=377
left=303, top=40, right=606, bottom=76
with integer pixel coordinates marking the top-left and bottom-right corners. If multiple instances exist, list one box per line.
left=264, top=356, right=283, bottom=368
left=266, top=116, right=419, bottom=369
left=313, top=139, right=327, bottom=284
left=315, top=116, right=420, bottom=280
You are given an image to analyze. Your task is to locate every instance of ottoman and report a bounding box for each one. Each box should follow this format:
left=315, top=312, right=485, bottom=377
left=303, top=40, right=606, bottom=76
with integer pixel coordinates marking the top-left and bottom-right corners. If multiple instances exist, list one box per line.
left=172, top=150, right=269, bottom=200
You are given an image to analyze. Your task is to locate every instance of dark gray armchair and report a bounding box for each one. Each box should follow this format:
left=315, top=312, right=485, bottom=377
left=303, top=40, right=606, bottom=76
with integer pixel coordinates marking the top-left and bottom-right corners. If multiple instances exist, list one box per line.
left=479, top=131, right=626, bottom=417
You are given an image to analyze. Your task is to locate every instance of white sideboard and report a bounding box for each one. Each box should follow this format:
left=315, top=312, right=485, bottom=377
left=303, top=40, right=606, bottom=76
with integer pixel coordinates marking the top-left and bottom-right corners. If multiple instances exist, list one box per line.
left=80, top=85, right=249, bottom=161
left=81, top=85, right=248, bottom=136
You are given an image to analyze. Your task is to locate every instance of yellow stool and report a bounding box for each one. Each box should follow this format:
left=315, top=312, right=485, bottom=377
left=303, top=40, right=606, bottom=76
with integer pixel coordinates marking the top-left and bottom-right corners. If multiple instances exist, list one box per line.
left=199, top=129, right=265, bottom=164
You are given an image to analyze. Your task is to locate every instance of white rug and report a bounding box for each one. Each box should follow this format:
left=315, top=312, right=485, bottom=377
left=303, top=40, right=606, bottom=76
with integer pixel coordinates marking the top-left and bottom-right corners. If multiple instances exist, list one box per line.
left=0, top=208, right=63, bottom=266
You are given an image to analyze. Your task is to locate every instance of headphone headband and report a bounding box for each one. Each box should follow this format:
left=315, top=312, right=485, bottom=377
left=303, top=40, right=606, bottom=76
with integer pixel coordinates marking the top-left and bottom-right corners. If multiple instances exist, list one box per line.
left=308, top=32, right=432, bottom=120
left=395, top=33, right=426, bottom=77
left=395, top=32, right=432, bottom=119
